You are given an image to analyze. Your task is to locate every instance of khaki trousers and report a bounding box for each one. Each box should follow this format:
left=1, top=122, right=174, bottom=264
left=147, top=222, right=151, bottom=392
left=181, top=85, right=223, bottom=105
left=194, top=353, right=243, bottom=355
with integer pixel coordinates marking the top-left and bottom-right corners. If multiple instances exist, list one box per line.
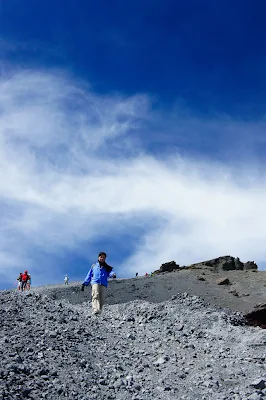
left=91, top=284, right=107, bottom=314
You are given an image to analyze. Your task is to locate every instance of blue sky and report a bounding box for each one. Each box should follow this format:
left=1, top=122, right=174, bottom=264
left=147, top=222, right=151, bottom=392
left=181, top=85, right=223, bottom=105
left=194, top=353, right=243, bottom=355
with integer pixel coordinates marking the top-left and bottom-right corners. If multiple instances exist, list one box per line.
left=1, top=1, right=266, bottom=289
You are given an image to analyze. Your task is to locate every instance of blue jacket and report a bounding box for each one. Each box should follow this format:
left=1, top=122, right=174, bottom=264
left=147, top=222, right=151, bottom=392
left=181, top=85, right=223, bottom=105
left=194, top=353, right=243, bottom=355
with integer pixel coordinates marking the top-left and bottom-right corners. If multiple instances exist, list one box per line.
left=82, top=261, right=115, bottom=288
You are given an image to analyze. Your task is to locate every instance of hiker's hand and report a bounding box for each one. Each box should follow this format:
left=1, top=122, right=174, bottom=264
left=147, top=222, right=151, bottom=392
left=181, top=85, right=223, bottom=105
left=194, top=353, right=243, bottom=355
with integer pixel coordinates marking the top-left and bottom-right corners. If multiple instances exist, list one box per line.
left=81, top=284, right=85, bottom=291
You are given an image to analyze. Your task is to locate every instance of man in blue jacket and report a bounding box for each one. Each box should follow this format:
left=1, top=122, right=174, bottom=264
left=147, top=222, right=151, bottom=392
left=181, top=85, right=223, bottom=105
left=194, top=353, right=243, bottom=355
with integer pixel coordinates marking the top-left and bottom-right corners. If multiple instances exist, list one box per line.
left=81, top=252, right=115, bottom=314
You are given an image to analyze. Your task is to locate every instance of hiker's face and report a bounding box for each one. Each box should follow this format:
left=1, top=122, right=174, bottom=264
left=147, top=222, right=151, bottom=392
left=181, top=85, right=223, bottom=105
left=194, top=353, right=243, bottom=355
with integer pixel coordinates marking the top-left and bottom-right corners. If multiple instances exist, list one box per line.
left=98, top=254, right=106, bottom=263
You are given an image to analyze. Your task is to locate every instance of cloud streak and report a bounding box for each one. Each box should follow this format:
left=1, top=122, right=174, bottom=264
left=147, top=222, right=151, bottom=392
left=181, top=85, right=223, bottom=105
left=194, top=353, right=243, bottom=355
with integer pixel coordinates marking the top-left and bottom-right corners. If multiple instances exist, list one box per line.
left=0, top=69, right=266, bottom=287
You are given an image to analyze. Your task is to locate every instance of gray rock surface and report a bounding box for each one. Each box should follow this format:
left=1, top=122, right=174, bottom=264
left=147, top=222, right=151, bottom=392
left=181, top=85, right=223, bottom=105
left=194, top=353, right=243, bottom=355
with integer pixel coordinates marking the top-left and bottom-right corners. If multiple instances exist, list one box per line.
left=1, top=283, right=266, bottom=399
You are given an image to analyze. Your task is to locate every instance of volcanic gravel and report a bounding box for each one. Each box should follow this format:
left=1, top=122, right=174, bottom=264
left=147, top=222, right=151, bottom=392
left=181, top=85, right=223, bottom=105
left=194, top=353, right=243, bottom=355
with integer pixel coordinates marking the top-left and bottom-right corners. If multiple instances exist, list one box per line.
left=1, top=286, right=266, bottom=399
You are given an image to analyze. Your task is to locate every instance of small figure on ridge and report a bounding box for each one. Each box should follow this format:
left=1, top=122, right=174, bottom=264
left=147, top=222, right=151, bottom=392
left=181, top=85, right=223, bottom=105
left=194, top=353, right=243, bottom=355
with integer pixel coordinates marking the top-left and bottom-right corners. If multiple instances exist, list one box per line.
left=16, top=273, right=23, bottom=291
left=26, top=274, right=31, bottom=291
left=21, top=270, right=30, bottom=292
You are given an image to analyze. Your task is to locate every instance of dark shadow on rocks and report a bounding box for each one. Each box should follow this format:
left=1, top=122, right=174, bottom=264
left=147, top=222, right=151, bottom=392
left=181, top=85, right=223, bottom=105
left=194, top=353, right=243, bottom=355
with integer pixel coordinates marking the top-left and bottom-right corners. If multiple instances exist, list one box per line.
left=245, top=303, right=266, bottom=329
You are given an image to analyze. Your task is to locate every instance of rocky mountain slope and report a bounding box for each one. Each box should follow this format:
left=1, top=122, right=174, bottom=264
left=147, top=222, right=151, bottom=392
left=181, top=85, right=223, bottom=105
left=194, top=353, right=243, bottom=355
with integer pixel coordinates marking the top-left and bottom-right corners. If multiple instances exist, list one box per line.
left=40, top=259, right=266, bottom=326
left=1, top=256, right=266, bottom=399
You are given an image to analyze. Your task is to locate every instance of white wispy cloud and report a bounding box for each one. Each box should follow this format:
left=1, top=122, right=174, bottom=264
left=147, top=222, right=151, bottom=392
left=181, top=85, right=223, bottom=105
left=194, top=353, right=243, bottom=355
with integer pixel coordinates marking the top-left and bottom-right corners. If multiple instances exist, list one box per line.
left=0, top=69, right=266, bottom=287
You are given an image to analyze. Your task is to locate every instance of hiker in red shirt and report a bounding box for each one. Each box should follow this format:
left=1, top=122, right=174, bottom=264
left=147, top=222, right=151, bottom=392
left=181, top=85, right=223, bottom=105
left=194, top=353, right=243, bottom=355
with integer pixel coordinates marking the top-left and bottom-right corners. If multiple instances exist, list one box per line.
left=21, top=270, right=30, bottom=292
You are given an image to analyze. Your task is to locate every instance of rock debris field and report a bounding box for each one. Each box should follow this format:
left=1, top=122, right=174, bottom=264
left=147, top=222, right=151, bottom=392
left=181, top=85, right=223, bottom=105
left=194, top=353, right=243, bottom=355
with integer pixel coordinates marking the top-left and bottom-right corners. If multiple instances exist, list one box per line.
left=1, top=277, right=266, bottom=400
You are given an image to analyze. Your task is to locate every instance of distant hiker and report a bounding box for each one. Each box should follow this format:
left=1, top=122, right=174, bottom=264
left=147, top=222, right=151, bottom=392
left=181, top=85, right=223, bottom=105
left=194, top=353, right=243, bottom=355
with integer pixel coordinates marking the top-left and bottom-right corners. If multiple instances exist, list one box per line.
left=26, top=274, right=31, bottom=291
left=64, top=275, right=69, bottom=285
left=16, top=273, right=23, bottom=291
left=81, top=252, right=115, bottom=315
left=21, top=270, right=30, bottom=291
left=136, top=272, right=138, bottom=278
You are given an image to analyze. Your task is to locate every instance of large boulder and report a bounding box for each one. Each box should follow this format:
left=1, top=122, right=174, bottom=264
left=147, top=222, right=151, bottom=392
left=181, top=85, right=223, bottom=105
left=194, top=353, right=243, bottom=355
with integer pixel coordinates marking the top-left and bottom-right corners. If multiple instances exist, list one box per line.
left=243, top=261, right=258, bottom=270
left=189, top=256, right=258, bottom=272
left=157, top=261, right=180, bottom=273
left=154, top=256, right=258, bottom=275
left=216, top=277, right=231, bottom=285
